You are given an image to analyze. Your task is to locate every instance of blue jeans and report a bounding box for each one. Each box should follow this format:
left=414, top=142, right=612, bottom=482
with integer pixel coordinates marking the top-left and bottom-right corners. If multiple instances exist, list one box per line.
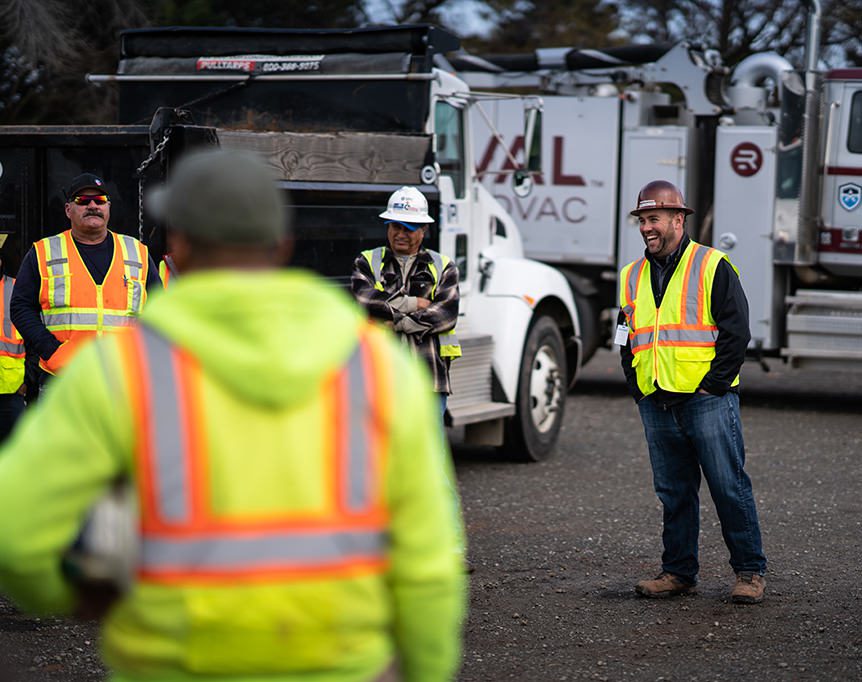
left=638, top=392, right=766, bottom=583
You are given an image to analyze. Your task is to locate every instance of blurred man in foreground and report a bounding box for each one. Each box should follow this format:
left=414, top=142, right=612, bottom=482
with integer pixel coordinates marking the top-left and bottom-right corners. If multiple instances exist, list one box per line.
left=0, top=149, right=466, bottom=681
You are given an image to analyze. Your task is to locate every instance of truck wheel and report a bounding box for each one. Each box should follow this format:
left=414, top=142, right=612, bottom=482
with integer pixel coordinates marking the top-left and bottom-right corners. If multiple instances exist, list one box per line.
left=503, top=315, right=567, bottom=462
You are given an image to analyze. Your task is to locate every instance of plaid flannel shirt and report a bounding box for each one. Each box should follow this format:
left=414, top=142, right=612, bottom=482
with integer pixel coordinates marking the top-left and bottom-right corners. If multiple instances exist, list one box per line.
left=351, top=247, right=460, bottom=394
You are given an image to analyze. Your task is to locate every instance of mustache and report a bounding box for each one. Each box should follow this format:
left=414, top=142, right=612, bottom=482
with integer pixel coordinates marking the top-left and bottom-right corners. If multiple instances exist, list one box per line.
left=84, top=210, right=103, bottom=217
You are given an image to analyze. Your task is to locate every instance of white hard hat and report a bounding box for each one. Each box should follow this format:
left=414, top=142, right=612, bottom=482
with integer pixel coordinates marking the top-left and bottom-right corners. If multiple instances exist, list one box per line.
left=379, top=186, right=434, bottom=224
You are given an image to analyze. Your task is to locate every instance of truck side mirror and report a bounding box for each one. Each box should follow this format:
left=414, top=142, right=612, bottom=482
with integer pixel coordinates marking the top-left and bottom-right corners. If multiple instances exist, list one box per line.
left=524, top=106, right=542, bottom=173
left=513, top=104, right=542, bottom=198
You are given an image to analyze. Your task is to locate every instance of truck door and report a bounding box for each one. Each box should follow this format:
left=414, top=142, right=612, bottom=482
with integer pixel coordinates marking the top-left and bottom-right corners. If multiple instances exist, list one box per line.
left=819, top=72, right=862, bottom=277
left=472, top=96, right=620, bottom=268
left=713, top=126, right=779, bottom=350
left=618, top=128, right=690, bottom=270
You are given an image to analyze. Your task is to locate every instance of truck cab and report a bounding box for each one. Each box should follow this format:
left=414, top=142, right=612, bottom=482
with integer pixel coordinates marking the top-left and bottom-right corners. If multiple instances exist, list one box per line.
left=818, top=69, right=862, bottom=275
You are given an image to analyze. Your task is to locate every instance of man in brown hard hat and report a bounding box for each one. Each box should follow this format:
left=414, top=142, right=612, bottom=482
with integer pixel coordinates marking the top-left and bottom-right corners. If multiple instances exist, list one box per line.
left=616, top=179, right=766, bottom=604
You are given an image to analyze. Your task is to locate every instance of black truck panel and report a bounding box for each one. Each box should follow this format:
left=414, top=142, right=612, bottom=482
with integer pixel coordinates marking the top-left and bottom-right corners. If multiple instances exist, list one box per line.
left=0, top=128, right=150, bottom=274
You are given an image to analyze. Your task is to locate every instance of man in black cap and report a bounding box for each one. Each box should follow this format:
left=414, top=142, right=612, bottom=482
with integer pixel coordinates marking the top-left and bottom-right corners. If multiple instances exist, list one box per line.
left=10, top=172, right=161, bottom=379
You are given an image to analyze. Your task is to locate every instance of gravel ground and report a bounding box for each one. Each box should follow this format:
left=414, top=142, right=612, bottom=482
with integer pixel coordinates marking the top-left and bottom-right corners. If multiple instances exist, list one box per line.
left=456, top=350, right=862, bottom=681
left=1, top=350, right=860, bottom=681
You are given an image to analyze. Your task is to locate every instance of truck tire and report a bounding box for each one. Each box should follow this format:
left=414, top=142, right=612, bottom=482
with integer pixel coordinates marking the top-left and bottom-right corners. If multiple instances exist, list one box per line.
left=503, top=315, right=567, bottom=462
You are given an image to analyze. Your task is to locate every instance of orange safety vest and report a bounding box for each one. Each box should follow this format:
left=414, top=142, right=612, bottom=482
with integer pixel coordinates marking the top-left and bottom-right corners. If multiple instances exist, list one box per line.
left=34, top=230, right=149, bottom=374
left=117, top=324, right=391, bottom=585
left=0, top=276, right=25, bottom=394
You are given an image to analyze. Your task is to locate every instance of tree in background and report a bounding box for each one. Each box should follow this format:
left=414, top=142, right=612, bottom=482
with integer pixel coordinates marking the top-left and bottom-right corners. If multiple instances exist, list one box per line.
left=1, top=0, right=859, bottom=124
left=364, top=0, right=451, bottom=24
left=0, top=0, right=148, bottom=123
left=620, top=0, right=861, bottom=67
left=0, top=46, right=43, bottom=124
left=145, top=0, right=364, bottom=27
left=466, top=0, right=622, bottom=52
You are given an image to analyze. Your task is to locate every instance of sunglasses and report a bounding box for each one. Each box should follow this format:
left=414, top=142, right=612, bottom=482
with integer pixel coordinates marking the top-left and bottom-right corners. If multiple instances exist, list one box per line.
left=71, top=194, right=109, bottom=206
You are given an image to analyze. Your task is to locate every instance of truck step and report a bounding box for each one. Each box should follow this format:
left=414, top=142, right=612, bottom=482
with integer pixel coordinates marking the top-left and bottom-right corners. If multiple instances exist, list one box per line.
left=447, top=401, right=516, bottom=426
left=782, top=290, right=862, bottom=371
left=447, top=333, right=496, bottom=409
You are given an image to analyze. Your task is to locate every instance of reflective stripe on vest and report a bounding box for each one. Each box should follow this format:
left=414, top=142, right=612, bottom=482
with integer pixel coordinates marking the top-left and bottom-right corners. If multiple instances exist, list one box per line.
left=127, top=326, right=389, bottom=583
left=618, top=242, right=738, bottom=395
left=361, top=247, right=461, bottom=359
left=44, top=235, right=70, bottom=308
left=39, top=311, right=135, bottom=329
left=118, top=235, right=145, bottom=314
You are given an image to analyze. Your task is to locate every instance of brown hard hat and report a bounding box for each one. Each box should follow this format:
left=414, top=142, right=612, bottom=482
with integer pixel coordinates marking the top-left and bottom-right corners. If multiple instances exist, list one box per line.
left=630, top=180, right=694, bottom=216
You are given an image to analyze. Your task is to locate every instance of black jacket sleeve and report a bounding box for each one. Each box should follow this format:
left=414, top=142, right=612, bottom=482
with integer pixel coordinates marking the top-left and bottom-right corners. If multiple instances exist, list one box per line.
left=145, top=254, right=162, bottom=292
left=699, top=258, right=751, bottom=395
left=10, top=248, right=62, bottom=361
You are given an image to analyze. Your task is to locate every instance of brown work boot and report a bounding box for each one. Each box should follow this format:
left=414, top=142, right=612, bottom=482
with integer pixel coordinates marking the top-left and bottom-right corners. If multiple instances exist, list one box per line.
left=635, top=572, right=695, bottom=598
left=731, top=572, right=765, bottom=604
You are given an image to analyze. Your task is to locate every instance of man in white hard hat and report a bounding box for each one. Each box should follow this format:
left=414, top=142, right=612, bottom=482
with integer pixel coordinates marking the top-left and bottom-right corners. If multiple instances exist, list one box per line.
left=351, top=186, right=461, bottom=414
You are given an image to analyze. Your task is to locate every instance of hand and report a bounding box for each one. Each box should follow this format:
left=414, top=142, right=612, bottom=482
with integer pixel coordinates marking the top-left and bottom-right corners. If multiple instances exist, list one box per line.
left=416, top=297, right=431, bottom=310
left=44, top=341, right=76, bottom=375
left=72, top=580, right=122, bottom=621
left=697, top=388, right=711, bottom=395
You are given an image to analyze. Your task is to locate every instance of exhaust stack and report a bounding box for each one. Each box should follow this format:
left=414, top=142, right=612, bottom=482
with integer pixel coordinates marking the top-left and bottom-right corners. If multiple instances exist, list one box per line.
left=795, top=0, right=822, bottom=265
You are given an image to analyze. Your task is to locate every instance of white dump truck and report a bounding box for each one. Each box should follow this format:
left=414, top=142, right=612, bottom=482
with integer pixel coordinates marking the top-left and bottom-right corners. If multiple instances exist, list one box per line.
left=455, top=1, right=862, bottom=372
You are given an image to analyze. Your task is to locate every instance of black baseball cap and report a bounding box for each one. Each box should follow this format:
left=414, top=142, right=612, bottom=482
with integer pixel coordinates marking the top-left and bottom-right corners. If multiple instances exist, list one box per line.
left=65, top=173, right=108, bottom=200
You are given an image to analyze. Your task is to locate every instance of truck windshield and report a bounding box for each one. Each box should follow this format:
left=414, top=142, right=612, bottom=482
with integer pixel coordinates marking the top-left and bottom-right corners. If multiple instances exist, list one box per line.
left=849, top=91, right=862, bottom=154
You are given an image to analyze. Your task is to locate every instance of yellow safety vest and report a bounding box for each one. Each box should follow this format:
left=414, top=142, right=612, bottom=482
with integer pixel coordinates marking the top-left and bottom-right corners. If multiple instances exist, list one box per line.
left=0, top=276, right=24, bottom=394
left=361, top=246, right=462, bottom=359
left=619, top=241, right=740, bottom=396
left=158, top=255, right=177, bottom=288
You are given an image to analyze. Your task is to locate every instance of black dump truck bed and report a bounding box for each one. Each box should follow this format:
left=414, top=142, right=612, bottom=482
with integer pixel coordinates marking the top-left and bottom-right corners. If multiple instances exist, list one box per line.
left=0, top=127, right=150, bottom=273
left=111, top=25, right=459, bottom=132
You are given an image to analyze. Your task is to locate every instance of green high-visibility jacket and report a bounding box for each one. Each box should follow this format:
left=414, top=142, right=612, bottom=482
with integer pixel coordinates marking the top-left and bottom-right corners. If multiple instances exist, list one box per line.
left=0, top=269, right=465, bottom=682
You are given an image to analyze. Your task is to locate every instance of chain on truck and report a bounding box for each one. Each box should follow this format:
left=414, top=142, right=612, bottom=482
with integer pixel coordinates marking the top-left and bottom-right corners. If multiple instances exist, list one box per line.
left=0, top=25, right=583, bottom=462
left=454, top=0, right=862, bottom=373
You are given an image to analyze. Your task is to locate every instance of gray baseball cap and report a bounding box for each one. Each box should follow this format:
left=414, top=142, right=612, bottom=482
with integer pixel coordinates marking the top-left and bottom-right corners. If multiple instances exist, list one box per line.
left=146, top=148, right=289, bottom=245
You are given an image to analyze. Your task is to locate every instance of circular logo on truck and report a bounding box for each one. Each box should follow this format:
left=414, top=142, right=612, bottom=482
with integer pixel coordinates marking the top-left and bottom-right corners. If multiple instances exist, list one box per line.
left=730, top=142, right=763, bottom=177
